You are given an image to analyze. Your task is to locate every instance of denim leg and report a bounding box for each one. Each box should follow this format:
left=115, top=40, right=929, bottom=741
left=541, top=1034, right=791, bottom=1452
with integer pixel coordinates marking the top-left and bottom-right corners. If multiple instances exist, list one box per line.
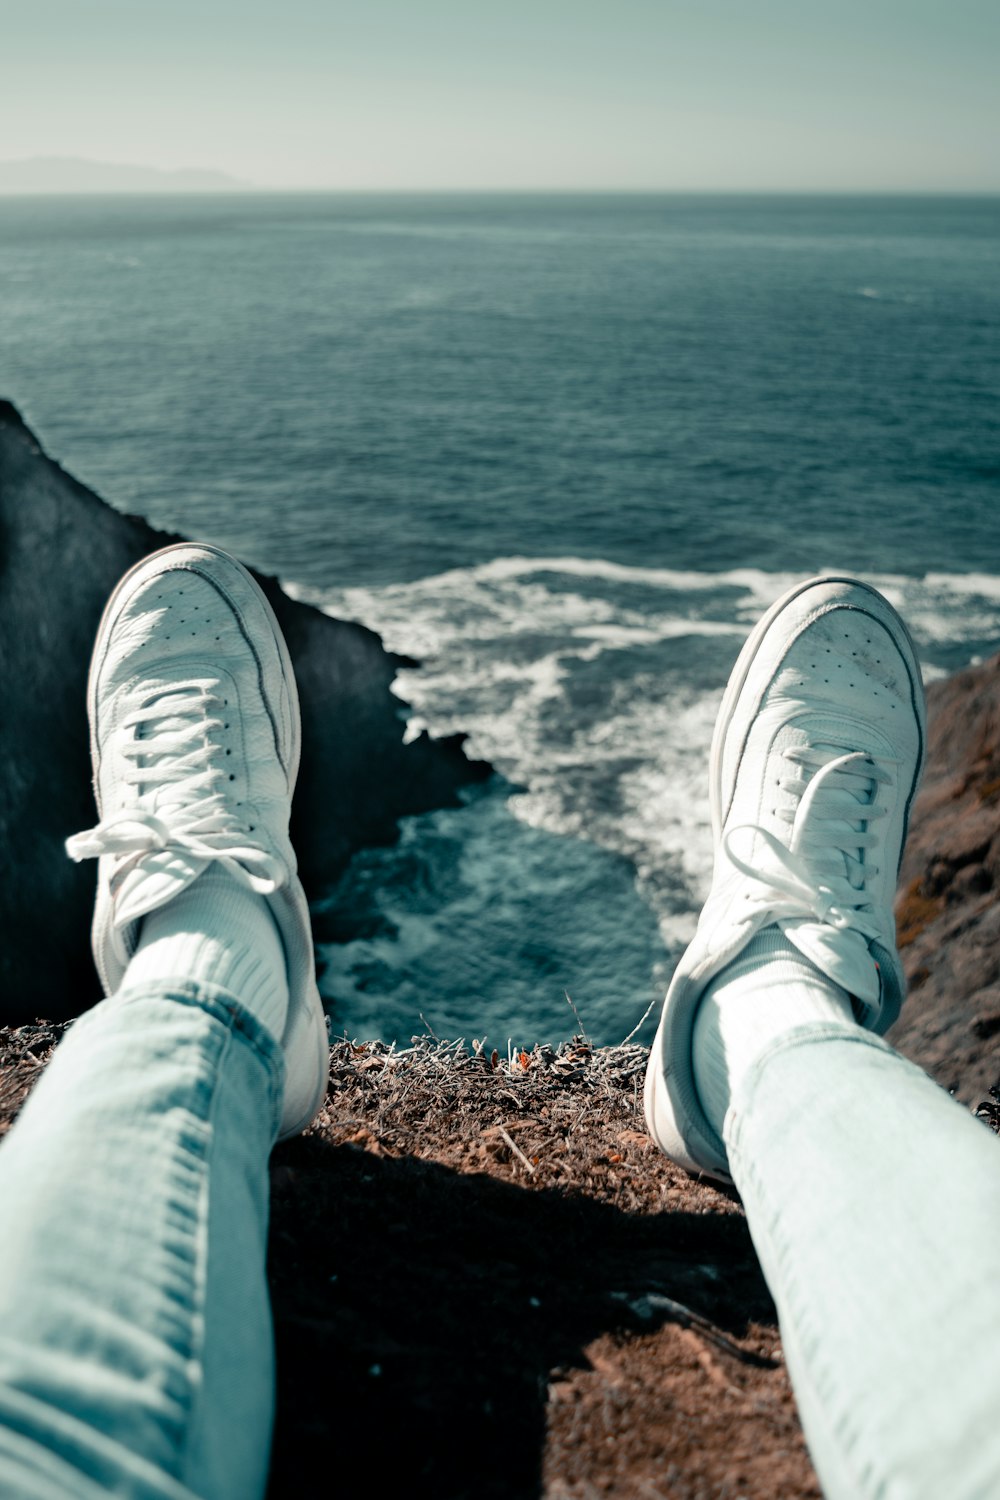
left=0, top=980, right=284, bottom=1500
left=727, top=1023, right=1000, bottom=1500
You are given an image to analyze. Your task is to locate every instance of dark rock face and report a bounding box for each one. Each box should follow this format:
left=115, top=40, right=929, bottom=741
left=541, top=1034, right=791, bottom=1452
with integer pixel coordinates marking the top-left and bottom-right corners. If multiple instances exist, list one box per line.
left=0, top=401, right=489, bottom=1020
left=891, top=655, right=1000, bottom=1101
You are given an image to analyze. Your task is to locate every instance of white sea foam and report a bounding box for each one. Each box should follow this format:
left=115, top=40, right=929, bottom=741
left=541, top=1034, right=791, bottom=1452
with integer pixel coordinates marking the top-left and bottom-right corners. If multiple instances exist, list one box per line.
left=921, top=572, right=1000, bottom=603
left=302, top=557, right=1000, bottom=942
left=299, top=556, right=1000, bottom=1039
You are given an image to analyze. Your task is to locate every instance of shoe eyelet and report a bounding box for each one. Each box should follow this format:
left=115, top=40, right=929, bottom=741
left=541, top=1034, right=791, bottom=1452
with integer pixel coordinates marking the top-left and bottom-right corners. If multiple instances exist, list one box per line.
left=229, top=774, right=235, bottom=781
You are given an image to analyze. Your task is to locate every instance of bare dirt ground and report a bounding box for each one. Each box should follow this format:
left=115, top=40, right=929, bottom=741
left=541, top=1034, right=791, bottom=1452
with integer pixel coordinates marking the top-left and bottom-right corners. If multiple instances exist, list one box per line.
left=266, top=1036, right=819, bottom=1500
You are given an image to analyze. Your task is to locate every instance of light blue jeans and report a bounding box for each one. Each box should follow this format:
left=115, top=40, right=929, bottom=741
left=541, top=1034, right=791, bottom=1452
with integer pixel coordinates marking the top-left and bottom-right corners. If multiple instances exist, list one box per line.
left=0, top=980, right=282, bottom=1500
left=728, top=1022, right=1000, bottom=1500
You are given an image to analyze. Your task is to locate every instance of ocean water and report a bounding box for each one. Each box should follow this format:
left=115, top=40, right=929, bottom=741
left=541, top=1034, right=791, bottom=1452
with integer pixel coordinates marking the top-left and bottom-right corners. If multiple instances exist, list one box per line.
left=2, top=193, right=999, bottom=1044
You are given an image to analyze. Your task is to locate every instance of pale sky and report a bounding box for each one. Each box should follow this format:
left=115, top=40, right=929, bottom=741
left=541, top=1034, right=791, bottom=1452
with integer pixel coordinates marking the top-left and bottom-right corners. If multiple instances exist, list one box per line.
left=1, top=0, right=998, bottom=191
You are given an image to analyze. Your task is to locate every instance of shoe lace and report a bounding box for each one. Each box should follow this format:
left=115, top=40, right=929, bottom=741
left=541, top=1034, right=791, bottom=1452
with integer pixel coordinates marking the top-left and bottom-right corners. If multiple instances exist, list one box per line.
left=723, top=747, right=897, bottom=942
left=66, top=685, right=286, bottom=895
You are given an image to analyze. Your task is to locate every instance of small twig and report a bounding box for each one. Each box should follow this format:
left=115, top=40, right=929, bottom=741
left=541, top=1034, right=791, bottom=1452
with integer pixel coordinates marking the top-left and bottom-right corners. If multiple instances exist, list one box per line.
left=620, top=993, right=659, bottom=1047
left=499, top=1126, right=536, bottom=1175
left=564, top=990, right=590, bottom=1046
left=418, top=1013, right=439, bottom=1041
left=615, top=1290, right=776, bottom=1368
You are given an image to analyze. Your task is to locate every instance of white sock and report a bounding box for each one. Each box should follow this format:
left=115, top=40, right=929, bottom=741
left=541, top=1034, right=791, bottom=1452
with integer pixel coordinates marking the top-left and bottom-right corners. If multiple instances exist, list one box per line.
left=123, top=866, right=290, bottom=1041
left=692, top=926, right=856, bottom=1138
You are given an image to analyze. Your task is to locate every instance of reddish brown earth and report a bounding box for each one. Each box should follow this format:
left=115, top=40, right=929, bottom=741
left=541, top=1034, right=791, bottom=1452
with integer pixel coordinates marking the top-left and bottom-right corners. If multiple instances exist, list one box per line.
left=891, top=654, right=1000, bottom=1101
left=1, top=656, right=998, bottom=1500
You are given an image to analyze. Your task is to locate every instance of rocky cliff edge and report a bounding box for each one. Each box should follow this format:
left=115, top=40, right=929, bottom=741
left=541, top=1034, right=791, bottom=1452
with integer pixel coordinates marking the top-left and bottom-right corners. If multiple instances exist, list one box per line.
left=0, top=402, right=489, bottom=1020
left=893, top=652, right=1000, bottom=1101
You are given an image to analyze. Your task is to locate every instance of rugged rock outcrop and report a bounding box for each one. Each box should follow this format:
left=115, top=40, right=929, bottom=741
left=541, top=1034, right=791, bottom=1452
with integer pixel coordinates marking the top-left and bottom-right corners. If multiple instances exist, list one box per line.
left=0, top=401, right=489, bottom=1020
left=892, top=655, right=1000, bottom=1101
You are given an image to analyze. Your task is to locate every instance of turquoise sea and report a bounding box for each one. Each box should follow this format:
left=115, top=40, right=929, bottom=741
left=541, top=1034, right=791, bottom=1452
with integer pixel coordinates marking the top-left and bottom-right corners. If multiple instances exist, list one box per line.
left=2, top=193, right=998, bottom=1042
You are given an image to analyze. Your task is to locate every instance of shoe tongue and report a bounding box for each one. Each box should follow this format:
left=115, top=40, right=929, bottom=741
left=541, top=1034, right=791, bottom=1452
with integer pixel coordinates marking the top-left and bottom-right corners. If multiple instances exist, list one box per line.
left=112, top=850, right=208, bottom=928
left=781, top=917, right=881, bottom=1004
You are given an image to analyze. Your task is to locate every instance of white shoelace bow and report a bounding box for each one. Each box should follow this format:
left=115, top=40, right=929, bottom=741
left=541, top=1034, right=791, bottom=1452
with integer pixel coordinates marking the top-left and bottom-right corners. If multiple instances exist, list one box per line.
left=723, top=747, right=896, bottom=942
left=66, top=686, right=286, bottom=895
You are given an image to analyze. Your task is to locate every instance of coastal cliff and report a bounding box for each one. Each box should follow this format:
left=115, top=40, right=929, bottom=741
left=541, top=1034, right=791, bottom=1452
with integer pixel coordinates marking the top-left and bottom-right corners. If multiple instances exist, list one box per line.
left=892, top=654, right=1000, bottom=1102
left=0, top=401, right=489, bottom=1020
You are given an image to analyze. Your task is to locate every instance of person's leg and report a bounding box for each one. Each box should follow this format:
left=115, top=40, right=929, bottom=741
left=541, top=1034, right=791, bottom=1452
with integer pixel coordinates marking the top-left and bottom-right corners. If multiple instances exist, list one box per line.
left=727, top=1024, right=1000, bottom=1500
left=0, top=544, right=329, bottom=1498
left=0, top=978, right=283, bottom=1500
left=645, top=576, right=1000, bottom=1498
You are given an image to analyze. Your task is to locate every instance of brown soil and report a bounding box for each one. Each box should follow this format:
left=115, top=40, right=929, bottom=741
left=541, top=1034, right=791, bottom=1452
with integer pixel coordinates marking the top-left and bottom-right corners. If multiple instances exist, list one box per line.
left=266, top=1038, right=818, bottom=1500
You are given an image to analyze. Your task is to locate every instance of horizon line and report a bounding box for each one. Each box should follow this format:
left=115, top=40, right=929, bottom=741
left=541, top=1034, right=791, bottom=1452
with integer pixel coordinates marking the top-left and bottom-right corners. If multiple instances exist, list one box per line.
left=2, top=185, right=1000, bottom=198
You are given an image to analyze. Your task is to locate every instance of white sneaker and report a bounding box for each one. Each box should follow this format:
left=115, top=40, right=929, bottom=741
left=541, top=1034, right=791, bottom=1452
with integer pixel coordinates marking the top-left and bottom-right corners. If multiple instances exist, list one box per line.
left=644, top=576, right=926, bottom=1182
left=66, top=542, right=329, bottom=1140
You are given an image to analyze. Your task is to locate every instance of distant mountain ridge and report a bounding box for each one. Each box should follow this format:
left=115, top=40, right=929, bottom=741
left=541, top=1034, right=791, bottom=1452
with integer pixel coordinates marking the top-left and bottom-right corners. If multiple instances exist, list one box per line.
left=0, top=156, right=250, bottom=193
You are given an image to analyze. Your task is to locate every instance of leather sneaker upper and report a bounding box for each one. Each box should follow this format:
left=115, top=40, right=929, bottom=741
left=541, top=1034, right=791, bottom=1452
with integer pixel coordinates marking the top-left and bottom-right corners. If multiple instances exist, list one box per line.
left=67, top=543, right=329, bottom=1140
left=645, top=577, right=926, bottom=1182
